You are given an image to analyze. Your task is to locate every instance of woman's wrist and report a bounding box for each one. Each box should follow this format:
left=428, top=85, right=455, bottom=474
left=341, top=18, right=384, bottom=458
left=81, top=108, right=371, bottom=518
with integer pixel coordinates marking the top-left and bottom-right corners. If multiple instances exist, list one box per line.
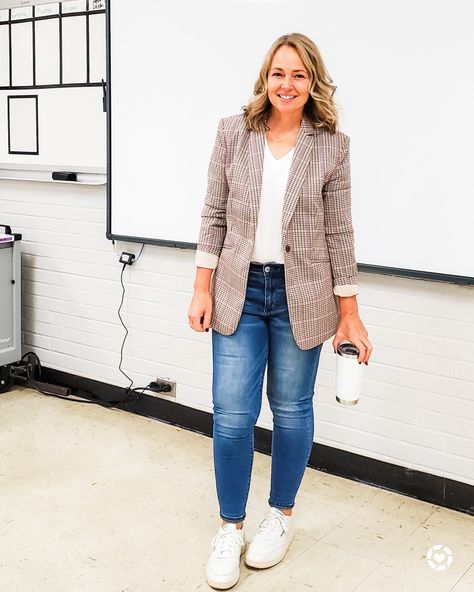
left=194, top=267, right=213, bottom=293
left=337, top=294, right=359, bottom=317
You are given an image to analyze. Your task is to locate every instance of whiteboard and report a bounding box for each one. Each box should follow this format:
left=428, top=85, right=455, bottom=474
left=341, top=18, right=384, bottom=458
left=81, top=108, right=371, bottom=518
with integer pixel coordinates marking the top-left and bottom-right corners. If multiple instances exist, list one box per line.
left=0, top=0, right=107, bottom=172
left=108, top=0, right=474, bottom=281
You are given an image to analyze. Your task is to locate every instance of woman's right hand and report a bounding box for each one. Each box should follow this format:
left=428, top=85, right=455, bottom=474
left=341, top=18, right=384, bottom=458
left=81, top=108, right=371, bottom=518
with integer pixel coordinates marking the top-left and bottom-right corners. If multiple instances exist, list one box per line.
left=188, top=289, right=212, bottom=332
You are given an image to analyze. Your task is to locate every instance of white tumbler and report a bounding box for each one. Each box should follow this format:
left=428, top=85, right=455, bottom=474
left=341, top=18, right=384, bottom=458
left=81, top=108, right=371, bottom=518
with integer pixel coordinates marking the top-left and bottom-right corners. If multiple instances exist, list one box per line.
left=336, top=341, right=364, bottom=406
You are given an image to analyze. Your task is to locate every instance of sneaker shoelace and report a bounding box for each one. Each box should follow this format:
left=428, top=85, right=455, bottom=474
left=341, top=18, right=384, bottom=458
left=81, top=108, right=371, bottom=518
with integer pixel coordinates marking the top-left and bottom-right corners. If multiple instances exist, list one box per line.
left=211, top=527, right=244, bottom=559
left=253, top=510, right=288, bottom=542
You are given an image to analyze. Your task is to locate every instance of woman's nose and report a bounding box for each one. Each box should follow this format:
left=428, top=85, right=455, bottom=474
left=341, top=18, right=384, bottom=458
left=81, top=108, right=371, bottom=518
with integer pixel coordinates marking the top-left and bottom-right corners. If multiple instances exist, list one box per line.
left=280, top=76, right=293, bottom=90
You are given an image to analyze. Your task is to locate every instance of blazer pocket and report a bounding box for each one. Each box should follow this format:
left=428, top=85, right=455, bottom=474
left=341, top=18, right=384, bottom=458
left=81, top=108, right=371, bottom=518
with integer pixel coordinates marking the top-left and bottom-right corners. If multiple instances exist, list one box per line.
left=309, top=247, right=330, bottom=262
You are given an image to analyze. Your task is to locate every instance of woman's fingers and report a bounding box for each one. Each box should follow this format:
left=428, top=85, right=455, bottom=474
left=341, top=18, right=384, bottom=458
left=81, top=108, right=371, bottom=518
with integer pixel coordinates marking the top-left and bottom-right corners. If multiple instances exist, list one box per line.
left=352, top=338, right=367, bottom=363
left=188, top=308, right=212, bottom=332
left=203, top=308, right=212, bottom=332
left=333, top=335, right=373, bottom=363
left=187, top=309, right=201, bottom=331
left=357, top=335, right=373, bottom=363
left=188, top=316, right=196, bottom=331
left=189, top=314, right=203, bottom=331
left=333, top=338, right=347, bottom=353
left=364, top=337, right=373, bottom=363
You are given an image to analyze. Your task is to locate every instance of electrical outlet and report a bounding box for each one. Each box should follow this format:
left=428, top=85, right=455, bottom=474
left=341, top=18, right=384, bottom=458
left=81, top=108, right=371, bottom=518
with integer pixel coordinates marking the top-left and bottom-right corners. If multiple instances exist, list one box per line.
left=148, top=378, right=176, bottom=398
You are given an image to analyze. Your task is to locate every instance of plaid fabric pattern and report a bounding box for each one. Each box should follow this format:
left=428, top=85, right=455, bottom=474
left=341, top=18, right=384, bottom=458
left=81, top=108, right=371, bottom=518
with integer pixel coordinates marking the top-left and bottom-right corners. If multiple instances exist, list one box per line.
left=197, top=113, right=359, bottom=350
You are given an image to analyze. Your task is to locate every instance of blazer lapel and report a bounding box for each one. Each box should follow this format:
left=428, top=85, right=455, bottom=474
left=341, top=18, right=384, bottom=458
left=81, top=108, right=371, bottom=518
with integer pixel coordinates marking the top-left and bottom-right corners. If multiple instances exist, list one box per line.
left=248, top=126, right=265, bottom=232
left=281, top=116, right=315, bottom=237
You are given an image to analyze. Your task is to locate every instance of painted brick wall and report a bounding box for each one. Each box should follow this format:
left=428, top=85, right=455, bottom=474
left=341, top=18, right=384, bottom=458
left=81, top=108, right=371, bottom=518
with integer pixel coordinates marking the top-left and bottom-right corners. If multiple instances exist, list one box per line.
left=1, top=179, right=473, bottom=485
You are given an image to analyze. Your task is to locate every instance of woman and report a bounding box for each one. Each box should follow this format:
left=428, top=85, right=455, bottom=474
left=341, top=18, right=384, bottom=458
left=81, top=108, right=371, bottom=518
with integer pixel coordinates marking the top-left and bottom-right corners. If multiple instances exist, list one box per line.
left=188, top=33, right=372, bottom=590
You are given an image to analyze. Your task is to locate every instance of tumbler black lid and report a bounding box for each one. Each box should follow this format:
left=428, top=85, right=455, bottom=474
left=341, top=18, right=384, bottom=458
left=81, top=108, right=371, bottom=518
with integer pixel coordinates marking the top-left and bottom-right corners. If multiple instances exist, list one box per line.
left=337, top=341, right=360, bottom=359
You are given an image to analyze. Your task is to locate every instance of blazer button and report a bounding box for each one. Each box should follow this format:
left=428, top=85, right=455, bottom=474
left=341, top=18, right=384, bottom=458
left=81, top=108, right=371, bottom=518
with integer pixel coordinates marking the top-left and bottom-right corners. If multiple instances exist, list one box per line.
left=285, top=245, right=291, bottom=252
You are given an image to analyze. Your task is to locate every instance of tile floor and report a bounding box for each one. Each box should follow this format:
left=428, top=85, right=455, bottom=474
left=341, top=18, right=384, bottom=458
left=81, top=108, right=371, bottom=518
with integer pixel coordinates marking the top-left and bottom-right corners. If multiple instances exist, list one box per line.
left=1, top=387, right=473, bottom=591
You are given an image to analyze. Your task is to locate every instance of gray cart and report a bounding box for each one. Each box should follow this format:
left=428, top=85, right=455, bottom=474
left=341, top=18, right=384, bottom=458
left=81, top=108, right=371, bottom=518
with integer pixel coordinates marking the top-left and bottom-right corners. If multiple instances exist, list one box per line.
left=0, top=225, right=21, bottom=392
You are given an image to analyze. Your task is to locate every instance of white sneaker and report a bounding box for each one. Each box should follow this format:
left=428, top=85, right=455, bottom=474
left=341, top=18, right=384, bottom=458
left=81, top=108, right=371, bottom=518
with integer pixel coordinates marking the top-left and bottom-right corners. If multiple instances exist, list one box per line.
left=245, top=507, right=295, bottom=569
left=206, top=522, right=247, bottom=589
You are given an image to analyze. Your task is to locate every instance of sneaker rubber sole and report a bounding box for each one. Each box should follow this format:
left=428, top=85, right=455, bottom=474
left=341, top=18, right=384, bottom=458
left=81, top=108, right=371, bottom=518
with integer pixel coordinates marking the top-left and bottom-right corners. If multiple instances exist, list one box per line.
left=206, top=541, right=247, bottom=590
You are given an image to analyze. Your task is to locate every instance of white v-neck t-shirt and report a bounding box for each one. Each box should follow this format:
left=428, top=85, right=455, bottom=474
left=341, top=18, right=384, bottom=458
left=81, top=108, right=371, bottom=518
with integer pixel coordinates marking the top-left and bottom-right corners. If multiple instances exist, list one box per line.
left=250, top=137, right=295, bottom=264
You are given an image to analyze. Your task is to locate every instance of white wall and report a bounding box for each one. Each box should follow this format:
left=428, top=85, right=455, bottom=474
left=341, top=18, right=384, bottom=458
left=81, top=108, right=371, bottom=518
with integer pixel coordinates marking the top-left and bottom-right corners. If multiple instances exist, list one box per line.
left=1, top=180, right=473, bottom=487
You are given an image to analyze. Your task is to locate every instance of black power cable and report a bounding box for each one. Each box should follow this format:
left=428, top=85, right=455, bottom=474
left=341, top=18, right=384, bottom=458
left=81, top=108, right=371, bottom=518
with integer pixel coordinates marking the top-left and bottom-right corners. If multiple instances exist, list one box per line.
left=20, top=352, right=98, bottom=404
left=117, top=263, right=134, bottom=391
left=14, top=243, right=156, bottom=408
left=116, top=243, right=146, bottom=400
left=20, top=352, right=154, bottom=408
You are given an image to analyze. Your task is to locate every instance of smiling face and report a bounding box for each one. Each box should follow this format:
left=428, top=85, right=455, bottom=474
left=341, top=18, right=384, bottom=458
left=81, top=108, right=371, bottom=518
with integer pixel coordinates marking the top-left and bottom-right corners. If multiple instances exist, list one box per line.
left=267, top=44, right=310, bottom=117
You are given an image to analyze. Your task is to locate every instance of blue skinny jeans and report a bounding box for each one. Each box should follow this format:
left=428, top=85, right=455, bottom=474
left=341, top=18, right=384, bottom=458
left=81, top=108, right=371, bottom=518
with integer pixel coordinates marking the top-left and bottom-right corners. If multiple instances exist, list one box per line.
left=211, top=262, right=323, bottom=523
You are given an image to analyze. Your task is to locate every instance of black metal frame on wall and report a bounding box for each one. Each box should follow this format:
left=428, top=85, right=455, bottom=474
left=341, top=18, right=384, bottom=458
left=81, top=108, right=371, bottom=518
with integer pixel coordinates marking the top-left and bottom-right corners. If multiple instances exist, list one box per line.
left=7, top=94, right=39, bottom=154
left=0, top=1, right=106, bottom=91
left=104, top=1, right=473, bottom=286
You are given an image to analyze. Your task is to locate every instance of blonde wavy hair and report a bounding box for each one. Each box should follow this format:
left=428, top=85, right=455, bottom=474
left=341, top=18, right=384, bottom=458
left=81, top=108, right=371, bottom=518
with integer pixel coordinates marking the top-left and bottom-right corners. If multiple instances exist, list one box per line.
left=242, top=33, right=339, bottom=134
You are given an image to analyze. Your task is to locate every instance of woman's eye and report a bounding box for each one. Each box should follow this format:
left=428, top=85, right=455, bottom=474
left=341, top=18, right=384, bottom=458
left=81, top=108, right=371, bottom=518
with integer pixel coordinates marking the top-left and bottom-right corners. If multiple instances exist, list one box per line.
left=271, top=72, right=305, bottom=78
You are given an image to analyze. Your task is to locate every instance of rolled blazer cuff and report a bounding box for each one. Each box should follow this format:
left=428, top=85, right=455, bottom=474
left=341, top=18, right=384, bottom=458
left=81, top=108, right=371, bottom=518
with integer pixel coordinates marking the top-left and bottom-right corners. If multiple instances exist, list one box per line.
left=333, top=284, right=359, bottom=297
left=195, top=249, right=218, bottom=269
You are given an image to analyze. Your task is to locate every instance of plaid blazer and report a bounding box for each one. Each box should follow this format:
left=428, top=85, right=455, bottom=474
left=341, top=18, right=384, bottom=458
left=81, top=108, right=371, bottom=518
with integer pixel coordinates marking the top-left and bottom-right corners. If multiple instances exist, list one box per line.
left=197, top=113, right=359, bottom=350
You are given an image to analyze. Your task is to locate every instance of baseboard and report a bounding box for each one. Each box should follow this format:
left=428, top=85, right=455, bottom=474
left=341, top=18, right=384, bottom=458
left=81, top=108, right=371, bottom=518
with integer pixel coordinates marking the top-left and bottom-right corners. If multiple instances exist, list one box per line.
left=38, top=366, right=473, bottom=517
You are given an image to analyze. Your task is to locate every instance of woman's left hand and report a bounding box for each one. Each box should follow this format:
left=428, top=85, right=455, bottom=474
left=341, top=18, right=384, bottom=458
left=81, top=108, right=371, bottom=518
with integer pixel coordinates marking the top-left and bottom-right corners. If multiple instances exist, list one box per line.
left=332, top=311, right=373, bottom=364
